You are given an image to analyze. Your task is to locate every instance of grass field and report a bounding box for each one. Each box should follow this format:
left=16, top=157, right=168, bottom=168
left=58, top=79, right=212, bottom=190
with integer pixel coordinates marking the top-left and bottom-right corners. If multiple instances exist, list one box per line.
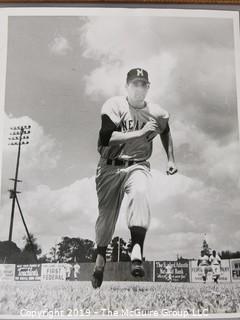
left=0, top=281, right=240, bottom=316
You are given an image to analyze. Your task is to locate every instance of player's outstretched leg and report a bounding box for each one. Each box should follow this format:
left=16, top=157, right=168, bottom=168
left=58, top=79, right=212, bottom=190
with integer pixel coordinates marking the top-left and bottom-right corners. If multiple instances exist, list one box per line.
left=130, top=226, right=146, bottom=278
left=91, top=246, right=107, bottom=289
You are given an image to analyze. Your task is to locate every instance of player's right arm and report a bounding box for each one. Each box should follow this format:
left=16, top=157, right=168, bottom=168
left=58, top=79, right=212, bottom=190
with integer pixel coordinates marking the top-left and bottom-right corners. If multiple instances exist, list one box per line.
left=99, top=98, right=159, bottom=147
left=109, top=120, right=159, bottom=145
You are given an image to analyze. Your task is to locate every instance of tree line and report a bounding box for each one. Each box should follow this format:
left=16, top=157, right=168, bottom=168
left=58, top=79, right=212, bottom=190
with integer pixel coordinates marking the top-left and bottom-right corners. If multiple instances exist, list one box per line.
left=1, top=235, right=239, bottom=264
left=0, top=233, right=133, bottom=264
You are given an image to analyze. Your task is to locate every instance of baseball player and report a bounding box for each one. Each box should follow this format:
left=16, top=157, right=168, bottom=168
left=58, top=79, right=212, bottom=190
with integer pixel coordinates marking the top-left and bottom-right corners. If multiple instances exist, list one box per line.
left=73, top=263, right=81, bottom=281
left=91, top=68, right=178, bottom=289
left=197, top=250, right=211, bottom=284
left=65, top=263, right=72, bottom=280
left=209, top=250, right=221, bottom=284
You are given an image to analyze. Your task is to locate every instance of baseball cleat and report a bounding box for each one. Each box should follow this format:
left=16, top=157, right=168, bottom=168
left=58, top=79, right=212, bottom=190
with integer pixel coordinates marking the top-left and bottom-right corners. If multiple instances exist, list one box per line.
left=131, top=259, right=145, bottom=278
left=91, top=266, right=104, bottom=289
left=130, top=244, right=145, bottom=278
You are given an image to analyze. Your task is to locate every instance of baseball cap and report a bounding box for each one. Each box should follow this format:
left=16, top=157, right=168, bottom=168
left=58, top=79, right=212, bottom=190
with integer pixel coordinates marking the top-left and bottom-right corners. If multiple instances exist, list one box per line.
left=127, top=68, right=150, bottom=84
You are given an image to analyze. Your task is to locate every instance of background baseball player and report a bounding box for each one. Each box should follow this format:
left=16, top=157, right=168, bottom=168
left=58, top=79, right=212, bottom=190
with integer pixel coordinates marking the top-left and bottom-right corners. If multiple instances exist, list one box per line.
left=65, top=263, right=72, bottom=281
left=198, top=250, right=211, bottom=284
left=210, top=250, right=221, bottom=284
left=73, top=263, right=80, bottom=281
left=92, top=68, right=178, bottom=289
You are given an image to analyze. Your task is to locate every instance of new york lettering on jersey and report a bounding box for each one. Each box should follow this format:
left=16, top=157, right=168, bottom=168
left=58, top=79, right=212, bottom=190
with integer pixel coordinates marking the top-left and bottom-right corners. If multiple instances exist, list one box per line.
left=98, top=96, right=169, bottom=161
left=120, top=117, right=146, bottom=132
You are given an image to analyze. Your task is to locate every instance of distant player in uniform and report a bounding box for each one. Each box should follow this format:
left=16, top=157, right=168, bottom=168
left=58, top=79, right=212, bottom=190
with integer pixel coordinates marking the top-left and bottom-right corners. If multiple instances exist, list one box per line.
left=73, top=263, right=81, bottom=281
left=91, top=68, right=178, bottom=289
left=210, top=250, right=221, bottom=284
left=198, top=250, right=211, bottom=284
left=65, top=263, right=72, bottom=280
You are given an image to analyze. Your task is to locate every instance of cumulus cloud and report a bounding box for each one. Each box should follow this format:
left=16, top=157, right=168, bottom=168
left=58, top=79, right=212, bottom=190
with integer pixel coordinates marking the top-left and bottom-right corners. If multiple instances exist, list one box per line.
left=1, top=161, right=239, bottom=258
left=115, top=168, right=240, bottom=259
left=146, top=171, right=239, bottom=258
left=79, top=16, right=238, bottom=143
left=0, top=114, right=62, bottom=251
left=1, top=113, right=61, bottom=196
left=83, top=53, right=177, bottom=103
left=204, top=141, right=240, bottom=190
left=80, top=16, right=178, bottom=102
left=0, top=176, right=98, bottom=254
left=48, top=35, right=72, bottom=56
left=148, top=112, right=240, bottom=198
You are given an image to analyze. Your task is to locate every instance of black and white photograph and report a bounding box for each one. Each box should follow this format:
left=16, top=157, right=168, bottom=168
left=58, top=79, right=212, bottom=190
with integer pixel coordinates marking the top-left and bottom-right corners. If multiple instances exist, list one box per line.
left=0, top=7, right=240, bottom=319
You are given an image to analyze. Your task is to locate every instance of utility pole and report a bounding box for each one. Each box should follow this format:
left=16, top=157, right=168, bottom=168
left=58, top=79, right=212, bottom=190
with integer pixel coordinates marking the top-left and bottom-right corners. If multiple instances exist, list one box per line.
left=7, top=125, right=37, bottom=262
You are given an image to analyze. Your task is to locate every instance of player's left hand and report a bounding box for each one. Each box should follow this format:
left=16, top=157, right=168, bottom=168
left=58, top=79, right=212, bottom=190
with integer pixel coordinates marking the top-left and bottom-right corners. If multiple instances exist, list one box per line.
left=166, top=161, right=178, bottom=175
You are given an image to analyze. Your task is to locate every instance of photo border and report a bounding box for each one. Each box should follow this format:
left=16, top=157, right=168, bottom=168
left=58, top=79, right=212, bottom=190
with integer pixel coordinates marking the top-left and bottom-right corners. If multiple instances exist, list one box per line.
left=0, top=6, right=239, bottom=320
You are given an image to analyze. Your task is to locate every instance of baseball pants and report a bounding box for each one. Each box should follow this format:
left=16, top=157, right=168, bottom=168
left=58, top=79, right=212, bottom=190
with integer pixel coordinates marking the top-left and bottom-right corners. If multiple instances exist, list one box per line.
left=95, top=157, right=151, bottom=247
left=212, top=264, right=221, bottom=276
left=200, top=265, right=211, bottom=276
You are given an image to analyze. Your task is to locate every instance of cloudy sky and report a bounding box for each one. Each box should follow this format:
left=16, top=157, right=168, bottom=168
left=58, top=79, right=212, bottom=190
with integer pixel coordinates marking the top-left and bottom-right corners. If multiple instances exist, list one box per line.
left=0, top=13, right=239, bottom=260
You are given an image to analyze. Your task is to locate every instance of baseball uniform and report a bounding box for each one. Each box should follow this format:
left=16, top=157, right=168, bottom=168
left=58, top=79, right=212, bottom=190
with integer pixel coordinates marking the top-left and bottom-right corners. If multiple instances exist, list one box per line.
left=95, top=95, right=169, bottom=247
left=210, top=254, right=221, bottom=277
left=198, top=255, right=211, bottom=276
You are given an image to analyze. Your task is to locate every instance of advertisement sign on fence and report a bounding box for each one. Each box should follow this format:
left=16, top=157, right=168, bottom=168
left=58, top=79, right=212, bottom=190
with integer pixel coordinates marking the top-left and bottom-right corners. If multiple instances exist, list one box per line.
left=41, top=263, right=66, bottom=281
left=0, top=264, right=15, bottom=281
left=191, top=259, right=230, bottom=282
left=155, top=260, right=190, bottom=282
left=1, top=259, right=235, bottom=283
left=15, top=264, right=41, bottom=281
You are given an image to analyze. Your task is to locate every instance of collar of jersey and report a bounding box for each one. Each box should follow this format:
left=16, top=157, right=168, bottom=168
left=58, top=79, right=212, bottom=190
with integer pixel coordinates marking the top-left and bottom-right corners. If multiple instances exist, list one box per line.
left=126, top=97, right=147, bottom=110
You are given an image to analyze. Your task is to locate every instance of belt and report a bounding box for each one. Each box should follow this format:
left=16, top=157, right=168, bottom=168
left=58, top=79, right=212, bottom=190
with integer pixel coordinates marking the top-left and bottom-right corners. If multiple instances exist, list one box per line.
left=106, top=158, right=142, bottom=167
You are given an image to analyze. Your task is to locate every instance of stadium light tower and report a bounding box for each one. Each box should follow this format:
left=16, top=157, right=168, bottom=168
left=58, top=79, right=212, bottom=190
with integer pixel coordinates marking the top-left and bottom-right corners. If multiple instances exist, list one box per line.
left=8, top=125, right=31, bottom=241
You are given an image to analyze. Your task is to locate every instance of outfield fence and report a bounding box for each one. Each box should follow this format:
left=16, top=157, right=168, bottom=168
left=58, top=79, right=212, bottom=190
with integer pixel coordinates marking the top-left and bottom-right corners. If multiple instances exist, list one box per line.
left=0, top=259, right=239, bottom=282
